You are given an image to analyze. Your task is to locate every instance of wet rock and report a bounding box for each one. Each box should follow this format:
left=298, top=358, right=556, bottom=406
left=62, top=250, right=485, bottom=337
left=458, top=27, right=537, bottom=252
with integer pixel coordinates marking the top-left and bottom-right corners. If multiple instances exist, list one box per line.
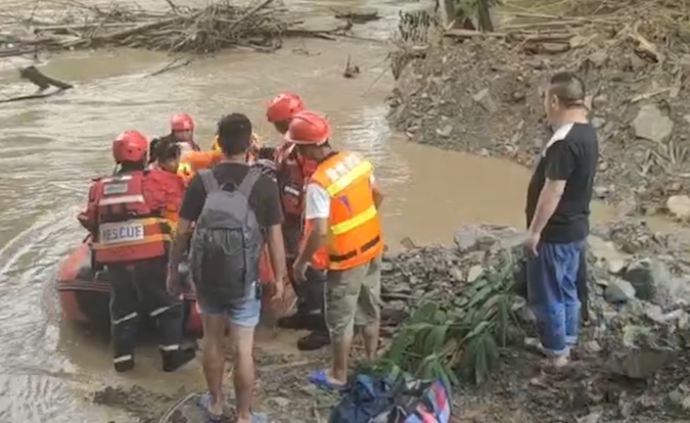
left=472, top=88, right=497, bottom=113
left=668, top=388, right=690, bottom=412
left=591, top=116, right=606, bottom=129
left=542, top=43, right=569, bottom=54
left=516, top=305, right=536, bottom=323
left=593, top=185, right=610, bottom=199
left=526, top=58, right=544, bottom=69
left=453, top=224, right=520, bottom=253
left=622, top=258, right=669, bottom=302
left=584, top=340, right=602, bottom=354
left=467, top=265, right=484, bottom=283
left=510, top=91, right=526, bottom=103
left=269, top=397, right=291, bottom=408
left=592, top=94, right=608, bottom=109
left=666, top=195, right=690, bottom=220
left=588, top=51, right=608, bottom=68
left=627, top=54, right=646, bottom=71
left=609, top=347, right=677, bottom=379
left=576, top=411, right=601, bottom=423
left=606, top=258, right=627, bottom=275
left=604, top=278, right=636, bottom=303
left=450, top=267, right=464, bottom=283
left=436, top=124, right=453, bottom=137
left=633, top=104, right=674, bottom=143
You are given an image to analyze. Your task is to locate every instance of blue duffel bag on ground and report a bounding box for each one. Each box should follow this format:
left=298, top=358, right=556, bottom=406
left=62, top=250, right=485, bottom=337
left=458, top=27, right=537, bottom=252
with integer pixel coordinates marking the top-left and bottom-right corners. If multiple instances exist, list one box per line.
left=329, top=373, right=452, bottom=423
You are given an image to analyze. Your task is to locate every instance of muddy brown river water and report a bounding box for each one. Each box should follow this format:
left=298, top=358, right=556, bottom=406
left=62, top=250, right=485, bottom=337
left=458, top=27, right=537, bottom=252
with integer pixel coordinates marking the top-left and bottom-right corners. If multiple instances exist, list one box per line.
left=0, top=0, right=679, bottom=421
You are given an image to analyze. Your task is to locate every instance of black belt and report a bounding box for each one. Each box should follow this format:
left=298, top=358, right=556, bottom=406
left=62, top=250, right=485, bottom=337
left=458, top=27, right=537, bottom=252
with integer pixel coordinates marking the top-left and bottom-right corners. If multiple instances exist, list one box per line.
left=329, top=235, right=381, bottom=263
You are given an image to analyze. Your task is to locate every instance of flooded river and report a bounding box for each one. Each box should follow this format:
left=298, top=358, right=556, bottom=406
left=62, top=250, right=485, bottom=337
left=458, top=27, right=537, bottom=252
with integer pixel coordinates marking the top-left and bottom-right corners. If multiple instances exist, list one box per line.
left=0, top=0, right=676, bottom=421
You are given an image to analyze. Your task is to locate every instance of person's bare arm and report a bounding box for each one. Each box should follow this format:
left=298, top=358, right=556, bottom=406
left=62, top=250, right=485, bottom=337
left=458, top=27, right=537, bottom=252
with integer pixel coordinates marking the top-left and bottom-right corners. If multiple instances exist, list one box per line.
left=528, top=179, right=566, bottom=235
left=528, top=137, right=574, bottom=236
left=168, top=218, right=193, bottom=272
left=296, top=217, right=328, bottom=265
left=266, top=224, right=287, bottom=282
left=372, top=182, right=384, bottom=209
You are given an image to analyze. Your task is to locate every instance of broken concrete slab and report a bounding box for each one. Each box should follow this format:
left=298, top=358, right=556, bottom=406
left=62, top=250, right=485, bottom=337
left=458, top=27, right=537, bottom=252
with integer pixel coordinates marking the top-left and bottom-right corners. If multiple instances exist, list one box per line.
left=633, top=103, right=674, bottom=143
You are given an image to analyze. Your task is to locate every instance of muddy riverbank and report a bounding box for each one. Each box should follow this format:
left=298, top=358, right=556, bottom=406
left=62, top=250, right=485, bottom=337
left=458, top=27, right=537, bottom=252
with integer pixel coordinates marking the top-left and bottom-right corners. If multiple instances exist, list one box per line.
left=92, top=220, right=690, bottom=423
left=389, top=0, right=690, bottom=220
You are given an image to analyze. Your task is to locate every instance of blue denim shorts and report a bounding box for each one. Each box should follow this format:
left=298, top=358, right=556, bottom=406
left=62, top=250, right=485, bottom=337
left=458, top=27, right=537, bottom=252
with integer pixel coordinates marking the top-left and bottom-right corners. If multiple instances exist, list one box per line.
left=196, top=289, right=261, bottom=328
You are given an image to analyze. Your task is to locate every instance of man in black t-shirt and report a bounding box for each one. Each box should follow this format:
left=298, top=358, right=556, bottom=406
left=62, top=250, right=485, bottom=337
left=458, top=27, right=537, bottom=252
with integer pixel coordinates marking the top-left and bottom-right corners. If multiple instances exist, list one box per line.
left=167, top=114, right=287, bottom=423
left=524, top=72, right=598, bottom=368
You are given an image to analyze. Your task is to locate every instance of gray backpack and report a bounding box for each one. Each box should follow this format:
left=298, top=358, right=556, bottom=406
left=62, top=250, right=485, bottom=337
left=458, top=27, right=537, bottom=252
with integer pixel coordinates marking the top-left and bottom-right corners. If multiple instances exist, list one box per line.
left=190, top=167, right=264, bottom=302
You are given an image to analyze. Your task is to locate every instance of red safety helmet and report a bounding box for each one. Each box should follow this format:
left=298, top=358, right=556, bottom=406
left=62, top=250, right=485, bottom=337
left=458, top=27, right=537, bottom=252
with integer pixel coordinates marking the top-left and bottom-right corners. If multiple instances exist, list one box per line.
left=170, top=113, right=194, bottom=132
left=285, top=111, right=331, bottom=145
left=266, top=93, right=305, bottom=123
left=112, top=130, right=148, bottom=163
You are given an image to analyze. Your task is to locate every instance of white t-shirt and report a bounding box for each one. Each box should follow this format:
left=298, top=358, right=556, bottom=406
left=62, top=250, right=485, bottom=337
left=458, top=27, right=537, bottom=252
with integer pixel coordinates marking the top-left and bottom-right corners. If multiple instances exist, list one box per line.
left=304, top=175, right=375, bottom=220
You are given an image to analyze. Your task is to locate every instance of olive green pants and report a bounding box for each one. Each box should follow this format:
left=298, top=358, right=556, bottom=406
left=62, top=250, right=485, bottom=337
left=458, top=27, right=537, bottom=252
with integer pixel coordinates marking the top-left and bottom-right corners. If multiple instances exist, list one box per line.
left=324, top=256, right=382, bottom=339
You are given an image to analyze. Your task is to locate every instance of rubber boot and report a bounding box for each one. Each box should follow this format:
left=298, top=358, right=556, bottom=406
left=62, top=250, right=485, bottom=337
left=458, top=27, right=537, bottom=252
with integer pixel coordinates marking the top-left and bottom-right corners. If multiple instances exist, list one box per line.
left=161, top=347, right=196, bottom=372
left=157, top=304, right=196, bottom=372
left=280, top=267, right=326, bottom=330
left=297, top=330, right=330, bottom=351
left=278, top=309, right=326, bottom=330
left=112, top=315, right=138, bottom=373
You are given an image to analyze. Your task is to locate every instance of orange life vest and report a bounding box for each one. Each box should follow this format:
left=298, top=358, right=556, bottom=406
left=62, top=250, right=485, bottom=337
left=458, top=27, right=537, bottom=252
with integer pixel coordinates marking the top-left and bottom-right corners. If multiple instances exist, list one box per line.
left=304, top=151, right=384, bottom=271
left=177, top=150, right=221, bottom=185
left=177, top=146, right=261, bottom=185
left=91, top=171, right=171, bottom=265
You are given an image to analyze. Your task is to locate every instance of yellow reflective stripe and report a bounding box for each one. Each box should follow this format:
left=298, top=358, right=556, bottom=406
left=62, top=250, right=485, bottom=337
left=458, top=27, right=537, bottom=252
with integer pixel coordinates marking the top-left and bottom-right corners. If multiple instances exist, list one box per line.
left=325, top=161, right=372, bottom=196
left=330, top=205, right=377, bottom=235
left=329, top=261, right=348, bottom=270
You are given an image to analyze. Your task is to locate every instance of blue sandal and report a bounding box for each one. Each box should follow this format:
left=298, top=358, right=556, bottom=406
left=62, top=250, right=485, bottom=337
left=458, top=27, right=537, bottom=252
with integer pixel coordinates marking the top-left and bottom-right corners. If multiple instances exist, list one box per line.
left=197, top=393, right=223, bottom=423
left=249, top=413, right=268, bottom=423
left=307, top=370, right=346, bottom=391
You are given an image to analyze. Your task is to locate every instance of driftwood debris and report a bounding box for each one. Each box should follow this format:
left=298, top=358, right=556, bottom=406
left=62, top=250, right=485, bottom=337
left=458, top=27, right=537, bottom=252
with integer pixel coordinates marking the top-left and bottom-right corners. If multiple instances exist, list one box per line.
left=0, top=0, right=352, bottom=58
left=0, top=66, right=73, bottom=104
left=443, top=0, right=690, bottom=57
left=20, top=65, right=73, bottom=91
left=333, top=10, right=380, bottom=24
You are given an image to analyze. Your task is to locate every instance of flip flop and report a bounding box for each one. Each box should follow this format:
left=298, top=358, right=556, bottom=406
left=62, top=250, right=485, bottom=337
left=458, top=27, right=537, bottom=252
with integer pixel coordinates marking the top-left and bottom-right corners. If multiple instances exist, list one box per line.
left=249, top=412, right=268, bottom=423
left=197, top=393, right=223, bottom=423
left=307, top=370, right=346, bottom=392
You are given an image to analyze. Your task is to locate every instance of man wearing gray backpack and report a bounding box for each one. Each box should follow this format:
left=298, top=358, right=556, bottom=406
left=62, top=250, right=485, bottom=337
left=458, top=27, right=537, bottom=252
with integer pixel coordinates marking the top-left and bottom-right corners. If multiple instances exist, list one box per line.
left=167, top=113, right=287, bottom=423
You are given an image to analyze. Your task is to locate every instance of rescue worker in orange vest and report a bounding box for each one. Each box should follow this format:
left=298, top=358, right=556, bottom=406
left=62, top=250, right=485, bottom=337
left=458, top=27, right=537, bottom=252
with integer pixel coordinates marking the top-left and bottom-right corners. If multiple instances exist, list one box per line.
left=264, top=94, right=330, bottom=350
left=288, top=112, right=385, bottom=390
left=77, top=131, right=195, bottom=373
left=153, top=113, right=201, bottom=155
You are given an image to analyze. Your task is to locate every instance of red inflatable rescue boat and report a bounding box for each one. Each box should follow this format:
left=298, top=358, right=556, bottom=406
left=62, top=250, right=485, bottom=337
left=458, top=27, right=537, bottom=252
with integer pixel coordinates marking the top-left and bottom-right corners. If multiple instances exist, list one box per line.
left=56, top=242, right=296, bottom=337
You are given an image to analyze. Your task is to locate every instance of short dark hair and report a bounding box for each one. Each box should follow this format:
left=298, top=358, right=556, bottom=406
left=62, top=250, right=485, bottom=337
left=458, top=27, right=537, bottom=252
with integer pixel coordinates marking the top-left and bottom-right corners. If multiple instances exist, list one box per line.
left=548, top=72, right=585, bottom=108
left=149, top=137, right=180, bottom=164
left=217, top=113, right=252, bottom=156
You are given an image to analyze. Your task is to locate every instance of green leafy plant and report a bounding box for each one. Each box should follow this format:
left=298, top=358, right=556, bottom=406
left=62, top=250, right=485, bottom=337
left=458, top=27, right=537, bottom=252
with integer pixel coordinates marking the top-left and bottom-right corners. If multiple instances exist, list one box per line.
left=377, top=249, right=523, bottom=387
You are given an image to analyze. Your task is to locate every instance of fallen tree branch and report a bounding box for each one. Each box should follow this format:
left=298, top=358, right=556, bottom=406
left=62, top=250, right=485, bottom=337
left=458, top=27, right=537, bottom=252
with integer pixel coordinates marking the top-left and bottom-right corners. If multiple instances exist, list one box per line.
left=20, top=65, right=74, bottom=90
left=0, top=89, right=69, bottom=104
left=0, top=66, right=73, bottom=104
left=145, top=58, right=193, bottom=77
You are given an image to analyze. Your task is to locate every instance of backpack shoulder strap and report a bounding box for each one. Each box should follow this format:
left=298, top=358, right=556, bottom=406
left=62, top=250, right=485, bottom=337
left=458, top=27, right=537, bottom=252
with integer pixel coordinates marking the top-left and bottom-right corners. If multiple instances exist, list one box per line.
left=237, top=167, right=262, bottom=198
left=198, top=169, right=220, bottom=193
